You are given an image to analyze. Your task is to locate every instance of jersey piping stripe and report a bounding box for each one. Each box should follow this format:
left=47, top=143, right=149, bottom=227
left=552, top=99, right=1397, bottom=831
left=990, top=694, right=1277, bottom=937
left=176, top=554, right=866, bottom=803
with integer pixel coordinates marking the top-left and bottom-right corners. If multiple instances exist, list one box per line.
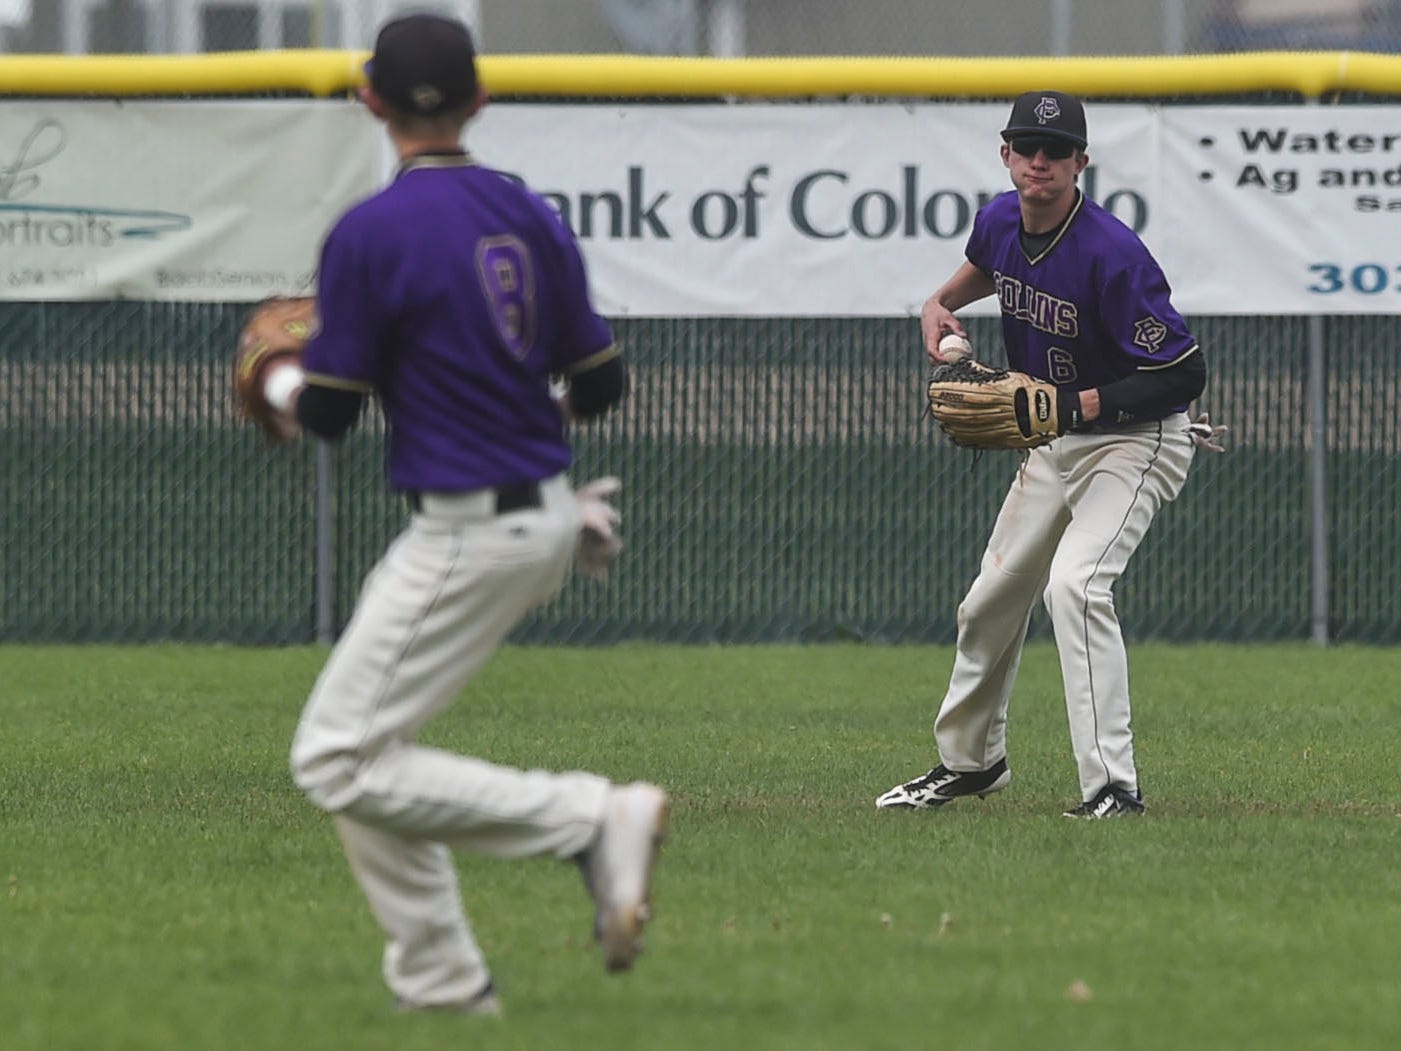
left=564, top=343, right=620, bottom=375
left=1022, top=190, right=1084, bottom=266
left=305, top=370, right=375, bottom=393
left=1079, top=419, right=1164, bottom=790
left=398, top=151, right=477, bottom=175
left=1135, top=344, right=1201, bottom=372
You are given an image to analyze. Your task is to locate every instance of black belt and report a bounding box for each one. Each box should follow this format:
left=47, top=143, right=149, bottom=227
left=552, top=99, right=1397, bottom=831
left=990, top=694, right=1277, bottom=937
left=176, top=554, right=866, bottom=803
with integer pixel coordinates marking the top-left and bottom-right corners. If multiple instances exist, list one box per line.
left=407, top=482, right=542, bottom=514
left=1082, top=415, right=1174, bottom=435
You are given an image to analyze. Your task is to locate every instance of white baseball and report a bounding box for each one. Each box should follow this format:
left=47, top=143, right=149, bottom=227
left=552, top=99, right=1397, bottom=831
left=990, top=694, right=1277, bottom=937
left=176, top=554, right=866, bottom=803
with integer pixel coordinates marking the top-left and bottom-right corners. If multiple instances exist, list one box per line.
left=938, top=332, right=973, bottom=362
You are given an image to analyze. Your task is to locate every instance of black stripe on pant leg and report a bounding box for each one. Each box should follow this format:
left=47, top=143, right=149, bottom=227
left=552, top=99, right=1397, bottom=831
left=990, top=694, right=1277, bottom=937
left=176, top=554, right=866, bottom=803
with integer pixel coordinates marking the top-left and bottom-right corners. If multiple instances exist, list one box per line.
left=1080, top=422, right=1164, bottom=788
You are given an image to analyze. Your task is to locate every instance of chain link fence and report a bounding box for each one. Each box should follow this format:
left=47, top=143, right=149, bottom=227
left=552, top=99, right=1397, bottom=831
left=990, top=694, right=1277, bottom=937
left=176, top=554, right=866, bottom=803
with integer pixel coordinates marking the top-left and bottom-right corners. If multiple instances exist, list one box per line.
left=3, top=304, right=1397, bottom=645
left=2, top=28, right=1399, bottom=646
left=7, top=1, right=1401, bottom=58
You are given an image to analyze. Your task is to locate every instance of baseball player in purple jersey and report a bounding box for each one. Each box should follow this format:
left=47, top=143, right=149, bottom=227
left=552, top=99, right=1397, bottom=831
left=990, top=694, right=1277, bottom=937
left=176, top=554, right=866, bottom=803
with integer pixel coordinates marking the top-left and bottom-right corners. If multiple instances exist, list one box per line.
left=259, top=15, right=668, bottom=1014
left=878, top=90, right=1222, bottom=819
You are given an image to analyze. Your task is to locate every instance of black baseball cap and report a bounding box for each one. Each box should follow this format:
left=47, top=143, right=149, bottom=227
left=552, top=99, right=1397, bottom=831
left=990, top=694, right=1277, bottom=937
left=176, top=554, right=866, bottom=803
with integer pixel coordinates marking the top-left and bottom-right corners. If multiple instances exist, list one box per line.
left=1001, top=90, right=1088, bottom=149
left=365, top=13, right=479, bottom=117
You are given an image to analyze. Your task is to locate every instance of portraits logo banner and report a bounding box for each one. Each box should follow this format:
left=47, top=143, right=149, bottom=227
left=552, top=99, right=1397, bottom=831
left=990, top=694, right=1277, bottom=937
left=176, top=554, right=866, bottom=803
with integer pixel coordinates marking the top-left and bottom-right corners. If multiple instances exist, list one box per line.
left=0, top=100, right=376, bottom=301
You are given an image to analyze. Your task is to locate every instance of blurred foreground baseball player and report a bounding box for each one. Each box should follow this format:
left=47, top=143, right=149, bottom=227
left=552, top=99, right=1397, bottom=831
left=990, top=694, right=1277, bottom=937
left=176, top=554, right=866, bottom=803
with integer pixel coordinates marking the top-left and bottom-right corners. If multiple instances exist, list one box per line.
left=236, top=14, right=668, bottom=1014
left=878, top=90, right=1225, bottom=819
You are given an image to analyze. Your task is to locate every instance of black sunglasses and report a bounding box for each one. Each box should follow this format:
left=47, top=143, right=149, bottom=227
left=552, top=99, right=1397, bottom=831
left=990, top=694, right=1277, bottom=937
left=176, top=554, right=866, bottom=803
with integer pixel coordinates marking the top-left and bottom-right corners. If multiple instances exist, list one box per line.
left=1008, top=137, right=1078, bottom=160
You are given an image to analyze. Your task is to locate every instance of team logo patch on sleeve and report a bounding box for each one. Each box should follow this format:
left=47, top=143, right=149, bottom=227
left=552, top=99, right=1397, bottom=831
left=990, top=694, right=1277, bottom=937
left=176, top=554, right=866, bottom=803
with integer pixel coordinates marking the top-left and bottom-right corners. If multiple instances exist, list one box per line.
left=1133, top=316, right=1169, bottom=354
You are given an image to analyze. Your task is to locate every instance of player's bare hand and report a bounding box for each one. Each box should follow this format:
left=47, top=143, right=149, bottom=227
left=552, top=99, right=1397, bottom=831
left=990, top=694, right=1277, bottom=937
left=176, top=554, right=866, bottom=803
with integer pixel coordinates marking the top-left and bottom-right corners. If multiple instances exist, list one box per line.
left=266, top=408, right=302, bottom=444
left=1186, top=412, right=1229, bottom=454
left=921, top=297, right=966, bottom=364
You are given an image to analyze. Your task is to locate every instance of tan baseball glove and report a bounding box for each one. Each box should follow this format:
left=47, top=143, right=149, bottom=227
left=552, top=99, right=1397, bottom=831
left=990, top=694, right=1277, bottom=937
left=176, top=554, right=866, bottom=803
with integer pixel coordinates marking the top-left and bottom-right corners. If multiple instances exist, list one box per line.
left=926, top=359, right=1074, bottom=451
left=233, top=297, right=316, bottom=443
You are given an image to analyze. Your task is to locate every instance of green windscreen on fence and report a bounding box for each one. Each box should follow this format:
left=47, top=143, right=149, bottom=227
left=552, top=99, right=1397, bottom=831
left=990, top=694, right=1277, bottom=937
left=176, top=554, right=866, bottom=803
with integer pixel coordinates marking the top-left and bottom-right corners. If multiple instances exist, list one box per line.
left=2, top=304, right=1396, bottom=644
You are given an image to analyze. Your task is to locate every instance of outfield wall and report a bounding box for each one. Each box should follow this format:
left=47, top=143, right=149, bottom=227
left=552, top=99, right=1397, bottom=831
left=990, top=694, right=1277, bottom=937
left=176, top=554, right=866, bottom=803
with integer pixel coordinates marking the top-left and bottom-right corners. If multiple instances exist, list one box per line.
left=1, top=53, right=1399, bottom=644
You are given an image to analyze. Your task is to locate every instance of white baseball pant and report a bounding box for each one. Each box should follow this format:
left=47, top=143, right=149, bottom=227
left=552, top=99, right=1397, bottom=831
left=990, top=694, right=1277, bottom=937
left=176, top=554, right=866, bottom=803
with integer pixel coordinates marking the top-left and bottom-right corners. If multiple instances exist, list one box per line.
left=289, top=473, right=611, bottom=1007
left=933, top=414, right=1195, bottom=801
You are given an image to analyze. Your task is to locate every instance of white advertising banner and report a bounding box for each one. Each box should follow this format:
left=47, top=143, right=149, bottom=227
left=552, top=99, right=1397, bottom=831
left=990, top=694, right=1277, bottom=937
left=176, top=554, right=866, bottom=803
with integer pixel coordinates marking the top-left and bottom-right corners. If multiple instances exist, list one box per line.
left=468, top=104, right=1150, bottom=318
left=469, top=103, right=1401, bottom=317
left=1158, top=105, right=1401, bottom=315
left=0, top=101, right=376, bottom=301
left=5, top=99, right=1401, bottom=315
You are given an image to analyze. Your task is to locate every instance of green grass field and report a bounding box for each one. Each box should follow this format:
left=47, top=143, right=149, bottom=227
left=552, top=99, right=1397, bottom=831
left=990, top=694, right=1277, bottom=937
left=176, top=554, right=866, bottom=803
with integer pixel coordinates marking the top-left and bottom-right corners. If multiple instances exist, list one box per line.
left=3, top=643, right=1399, bottom=1051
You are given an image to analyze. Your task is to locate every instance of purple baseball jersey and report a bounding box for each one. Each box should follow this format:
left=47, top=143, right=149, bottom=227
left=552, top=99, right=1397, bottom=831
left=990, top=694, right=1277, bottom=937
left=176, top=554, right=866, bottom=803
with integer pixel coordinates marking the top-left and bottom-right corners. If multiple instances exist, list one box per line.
left=966, top=190, right=1197, bottom=413
left=302, top=154, right=615, bottom=492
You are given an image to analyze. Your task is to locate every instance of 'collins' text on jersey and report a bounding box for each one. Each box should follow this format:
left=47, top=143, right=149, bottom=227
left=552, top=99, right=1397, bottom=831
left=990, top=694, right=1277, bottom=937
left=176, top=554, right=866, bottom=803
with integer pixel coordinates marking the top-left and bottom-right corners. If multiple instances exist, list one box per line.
left=965, top=190, right=1196, bottom=397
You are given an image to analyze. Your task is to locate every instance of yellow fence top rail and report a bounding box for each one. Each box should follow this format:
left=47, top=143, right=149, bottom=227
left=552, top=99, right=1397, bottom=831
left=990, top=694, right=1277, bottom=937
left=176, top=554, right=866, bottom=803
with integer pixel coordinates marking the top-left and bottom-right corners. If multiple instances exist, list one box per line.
left=2, top=50, right=1401, bottom=100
